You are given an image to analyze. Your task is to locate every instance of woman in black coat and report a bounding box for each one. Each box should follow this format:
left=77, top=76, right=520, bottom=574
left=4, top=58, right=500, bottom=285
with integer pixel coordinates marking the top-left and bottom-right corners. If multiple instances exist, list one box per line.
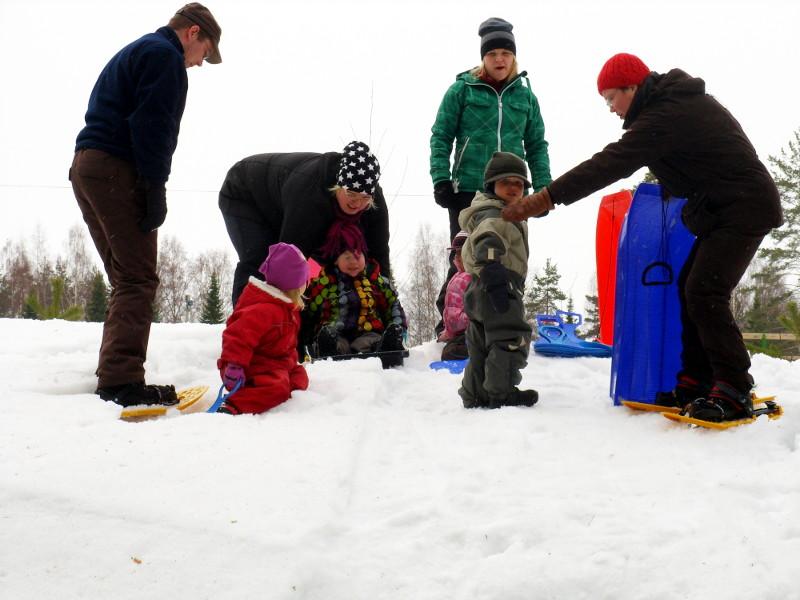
left=219, top=141, right=390, bottom=305
left=503, top=53, right=783, bottom=423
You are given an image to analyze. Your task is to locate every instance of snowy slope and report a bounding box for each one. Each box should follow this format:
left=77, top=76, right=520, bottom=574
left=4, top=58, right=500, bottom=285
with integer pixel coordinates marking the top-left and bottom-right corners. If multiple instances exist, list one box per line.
left=1, top=318, right=798, bottom=600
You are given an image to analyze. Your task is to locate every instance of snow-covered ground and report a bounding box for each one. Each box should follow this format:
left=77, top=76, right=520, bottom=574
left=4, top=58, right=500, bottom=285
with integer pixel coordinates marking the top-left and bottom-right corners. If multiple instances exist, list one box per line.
left=1, top=318, right=798, bottom=600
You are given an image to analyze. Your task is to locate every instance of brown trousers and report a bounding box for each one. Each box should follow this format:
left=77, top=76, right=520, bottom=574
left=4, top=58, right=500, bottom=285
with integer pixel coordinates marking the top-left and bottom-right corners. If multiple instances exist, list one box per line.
left=70, top=149, right=159, bottom=388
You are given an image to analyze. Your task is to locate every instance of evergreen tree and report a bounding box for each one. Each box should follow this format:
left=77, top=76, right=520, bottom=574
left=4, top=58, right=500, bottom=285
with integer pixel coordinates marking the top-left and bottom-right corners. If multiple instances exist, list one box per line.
left=21, top=292, right=39, bottom=319
left=524, top=258, right=567, bottom=320
left=583, top=293, right=601, bottom=340
left=741, top=261, right=792, bottom=333
left=85, top=271, right=108, bottom=322
left=641, top=170, right=659, bottom=184
left=200, top=272, right=225, bottom=324
left=760, top=129, right=800, bottom=290
left=0, top=275, right=11, bottom=317
left=29, top=277, right=83, bottom=321
left=779, top=301, right=800, bottom=358
left=564, top=296, right=577, bottom=324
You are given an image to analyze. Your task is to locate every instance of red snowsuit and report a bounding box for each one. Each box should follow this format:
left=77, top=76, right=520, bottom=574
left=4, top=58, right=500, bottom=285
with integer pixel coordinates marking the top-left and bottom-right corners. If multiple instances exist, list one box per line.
left=217, top=278, right=308, bottom=414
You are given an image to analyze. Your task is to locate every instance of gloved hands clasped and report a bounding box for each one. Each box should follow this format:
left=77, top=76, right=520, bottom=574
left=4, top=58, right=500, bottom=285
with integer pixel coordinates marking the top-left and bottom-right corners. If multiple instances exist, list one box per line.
left=137, top=179, right=168, bottom=233
left=502, top=187, right=554, bottom=221
left=433, top=180, right=459, bottom=209
left=222, top=362, right=245, bottom=391
left=481, top=261, right=511, bottom=313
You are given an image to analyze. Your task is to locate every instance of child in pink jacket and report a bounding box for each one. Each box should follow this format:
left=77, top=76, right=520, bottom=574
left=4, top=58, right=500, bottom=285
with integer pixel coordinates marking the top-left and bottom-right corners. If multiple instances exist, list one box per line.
left=437, top=231, right=471, bottom=360
left=216, top=243, right=310, bottom=415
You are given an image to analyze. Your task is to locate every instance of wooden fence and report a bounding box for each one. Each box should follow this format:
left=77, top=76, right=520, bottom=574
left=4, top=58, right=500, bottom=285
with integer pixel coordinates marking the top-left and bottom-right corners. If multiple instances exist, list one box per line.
left=741, top=332, right=798, bottom=341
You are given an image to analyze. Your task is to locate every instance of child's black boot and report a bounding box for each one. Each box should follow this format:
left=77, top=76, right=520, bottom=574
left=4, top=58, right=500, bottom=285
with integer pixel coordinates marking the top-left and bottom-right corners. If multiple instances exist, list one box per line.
left=489, top=387, right=538, bottom=409
left=316, top=326, right=339, bottom=357
left=686, top=381, right=753, bottom=422
left=379, top=324, right=405, bottom=352
left=378, top=324, right=405, bottom=368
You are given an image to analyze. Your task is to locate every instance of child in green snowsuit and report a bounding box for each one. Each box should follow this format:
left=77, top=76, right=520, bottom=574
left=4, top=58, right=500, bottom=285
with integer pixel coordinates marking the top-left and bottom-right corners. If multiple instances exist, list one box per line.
left=458, top=152, right=538, bottom=409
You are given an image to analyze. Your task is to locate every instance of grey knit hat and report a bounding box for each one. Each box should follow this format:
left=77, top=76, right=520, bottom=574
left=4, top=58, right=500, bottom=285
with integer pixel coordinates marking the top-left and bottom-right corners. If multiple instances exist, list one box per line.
left=483, top=152, right=530, bottom=191
left=479, top=17, right=516, bottom=57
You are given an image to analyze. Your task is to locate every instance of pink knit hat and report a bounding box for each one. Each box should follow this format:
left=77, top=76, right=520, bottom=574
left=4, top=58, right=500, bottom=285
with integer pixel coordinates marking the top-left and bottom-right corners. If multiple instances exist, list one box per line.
left=258, top=243, right=309, bottom=290
left=596, top=53, right=650, bottom=94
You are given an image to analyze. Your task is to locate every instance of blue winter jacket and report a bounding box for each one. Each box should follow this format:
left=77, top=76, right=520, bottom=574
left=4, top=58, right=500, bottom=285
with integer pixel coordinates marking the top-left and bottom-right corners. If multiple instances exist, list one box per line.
left=75, top=27, right=188, bottom=185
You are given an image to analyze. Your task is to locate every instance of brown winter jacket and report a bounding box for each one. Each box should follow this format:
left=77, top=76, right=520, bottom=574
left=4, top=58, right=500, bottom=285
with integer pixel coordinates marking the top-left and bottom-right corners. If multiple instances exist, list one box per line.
left=547, top=69, right=783, bottom=237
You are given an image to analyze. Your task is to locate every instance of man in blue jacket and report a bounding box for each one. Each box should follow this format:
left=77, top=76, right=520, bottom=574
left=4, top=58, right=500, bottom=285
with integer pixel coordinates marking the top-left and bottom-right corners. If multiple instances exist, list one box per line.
left=69, top=3, right=222, bottom=407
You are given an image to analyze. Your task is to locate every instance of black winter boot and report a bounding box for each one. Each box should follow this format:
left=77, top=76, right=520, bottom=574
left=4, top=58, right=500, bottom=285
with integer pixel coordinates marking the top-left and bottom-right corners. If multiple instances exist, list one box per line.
left=378, top=324, right=406, bottom=368
left=686, top=381, right=753, bottom=422
left=655, top=374, right=710, bottom=409
left=96, top=382, right=178, bottom=407
left=316, top=326, right=339, bottom=357
left=489, top=388, right=538, bottom=409
left=379, top=324, right=405, bottom=352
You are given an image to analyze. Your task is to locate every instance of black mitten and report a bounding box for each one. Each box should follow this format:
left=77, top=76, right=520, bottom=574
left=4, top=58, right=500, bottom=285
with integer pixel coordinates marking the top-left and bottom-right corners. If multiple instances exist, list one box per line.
left=138, top=180, right=167, bottom=233
left=481, top=261, right=510, bottom=313
left=433, top=180, right=457, bottom=209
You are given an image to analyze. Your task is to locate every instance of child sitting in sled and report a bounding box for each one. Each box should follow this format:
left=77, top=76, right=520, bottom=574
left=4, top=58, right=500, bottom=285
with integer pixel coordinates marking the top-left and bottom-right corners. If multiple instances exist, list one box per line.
left=301, top=222, right=407, bottom=367
left=216, top=243, right=310, bottom=415
left=437, top=230, right=471, bottom=361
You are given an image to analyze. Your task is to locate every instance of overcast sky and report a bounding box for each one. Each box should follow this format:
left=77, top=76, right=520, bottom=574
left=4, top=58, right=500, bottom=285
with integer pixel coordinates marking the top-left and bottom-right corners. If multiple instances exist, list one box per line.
left=1, top=0, right=798, bottom=304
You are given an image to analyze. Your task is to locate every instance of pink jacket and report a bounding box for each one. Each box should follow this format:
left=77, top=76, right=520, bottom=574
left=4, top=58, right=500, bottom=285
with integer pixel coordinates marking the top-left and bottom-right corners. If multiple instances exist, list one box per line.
left=439, top=271, right=472, bottom=341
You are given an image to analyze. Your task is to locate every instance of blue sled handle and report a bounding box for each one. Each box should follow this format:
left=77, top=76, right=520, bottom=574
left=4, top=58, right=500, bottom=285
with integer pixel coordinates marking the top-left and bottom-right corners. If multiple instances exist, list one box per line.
left=207, top=378, right=243, bottom=413
left=535, top=310, right=584, bottom=328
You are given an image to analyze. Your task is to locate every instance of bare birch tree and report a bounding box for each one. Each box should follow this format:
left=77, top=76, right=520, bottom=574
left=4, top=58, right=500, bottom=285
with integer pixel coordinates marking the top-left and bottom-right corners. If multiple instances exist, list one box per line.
left=401, top=223, right=447, bottom=347
left=63, top=224, right=96, bottom=308
left=155, top=235, right=191, bottom=323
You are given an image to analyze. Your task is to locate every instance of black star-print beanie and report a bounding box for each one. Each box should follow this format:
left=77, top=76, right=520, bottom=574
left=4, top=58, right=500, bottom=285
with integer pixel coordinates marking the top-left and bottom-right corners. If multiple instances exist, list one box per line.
left=336, top=141, right=381, bottom=195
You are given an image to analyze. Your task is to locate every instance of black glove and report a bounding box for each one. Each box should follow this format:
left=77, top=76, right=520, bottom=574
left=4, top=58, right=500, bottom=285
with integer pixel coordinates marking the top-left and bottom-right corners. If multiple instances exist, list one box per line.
left=433, top=180, right=458, bottom=209
left=481, top=261, right=510, bottom=313
left=138, top=180, right=167, bottom=233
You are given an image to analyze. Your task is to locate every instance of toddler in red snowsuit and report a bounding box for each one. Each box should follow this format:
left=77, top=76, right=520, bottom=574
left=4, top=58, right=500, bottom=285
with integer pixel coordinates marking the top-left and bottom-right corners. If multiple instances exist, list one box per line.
left=216, top=243, right=310, bottom=414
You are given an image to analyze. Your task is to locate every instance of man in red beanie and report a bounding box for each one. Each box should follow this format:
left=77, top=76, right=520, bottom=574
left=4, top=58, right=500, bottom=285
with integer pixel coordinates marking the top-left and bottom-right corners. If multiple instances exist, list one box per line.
left=502, top=53, right=783, bottom=423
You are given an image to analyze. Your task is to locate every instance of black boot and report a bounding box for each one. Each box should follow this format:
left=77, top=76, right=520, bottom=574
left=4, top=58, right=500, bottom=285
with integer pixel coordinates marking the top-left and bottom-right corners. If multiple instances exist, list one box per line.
left=379, top=324, right=406, bottom=368
left=489, top=388, right=538, bottom=409
left=459, top=387, right=489, bottom=409
left=379, top=324, right=405, bottom=352
left=316, top=325, right=339, bottom=357
left=686, top=381, right=753, bottom=422
left=655, top=374, right=710, bottom=409
left=96, top=382, right=178, bottom=407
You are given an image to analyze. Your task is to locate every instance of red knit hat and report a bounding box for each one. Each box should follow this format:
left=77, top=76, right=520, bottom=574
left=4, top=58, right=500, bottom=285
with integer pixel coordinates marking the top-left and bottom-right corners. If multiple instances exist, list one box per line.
left=596, top=53, right=650, bottom=94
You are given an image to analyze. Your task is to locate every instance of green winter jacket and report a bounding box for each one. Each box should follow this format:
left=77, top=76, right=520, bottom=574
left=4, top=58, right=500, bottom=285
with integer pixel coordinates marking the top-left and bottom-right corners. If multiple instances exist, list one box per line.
left=430, top=70, right=552, bottom=194
left=459, top=191, right=529, bottom=281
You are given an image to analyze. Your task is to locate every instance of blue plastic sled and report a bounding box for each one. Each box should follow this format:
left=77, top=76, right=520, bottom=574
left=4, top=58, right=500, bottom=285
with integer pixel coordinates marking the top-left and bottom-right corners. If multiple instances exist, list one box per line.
left=609, top=183, right=696, bottom=406
left=429, top=359, right=469, bottom=374
left=533, top=310, right=612, bottom=358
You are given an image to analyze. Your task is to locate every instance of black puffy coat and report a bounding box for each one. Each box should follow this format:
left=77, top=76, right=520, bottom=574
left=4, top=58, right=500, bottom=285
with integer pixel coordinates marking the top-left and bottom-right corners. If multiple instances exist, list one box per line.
left=548, top=69, right=782, bottom=236
left=219, top=152, right=391, bottom=276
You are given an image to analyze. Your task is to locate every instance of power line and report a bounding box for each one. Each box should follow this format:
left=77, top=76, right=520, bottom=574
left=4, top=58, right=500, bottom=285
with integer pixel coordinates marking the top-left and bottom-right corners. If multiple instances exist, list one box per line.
left=0, top=183, right=434, bottom=197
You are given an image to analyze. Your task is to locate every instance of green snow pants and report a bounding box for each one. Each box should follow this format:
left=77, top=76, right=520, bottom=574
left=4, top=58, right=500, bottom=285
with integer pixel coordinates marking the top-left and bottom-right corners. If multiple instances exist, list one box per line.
left=459, top=274, right=531, bottom=408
